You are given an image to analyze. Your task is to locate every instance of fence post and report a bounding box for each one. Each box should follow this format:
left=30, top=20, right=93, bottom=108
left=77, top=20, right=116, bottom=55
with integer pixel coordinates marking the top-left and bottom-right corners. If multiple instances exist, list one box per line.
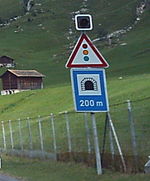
left=65, top=111, right=72, bottom=152
left=127, top=100, right=138, bottom=170
left=84, top=113, right=92, bottom=153
left=38, top=116, right=44, bottom=153
left=50, top=113, right=57, bottom=155
left=1, top=121, right=7, bottom=151
left=18, top=119, right=23, bottom=151
left=27, top=117, right=33, bottom=150
left=91, top=112, right=102, bottom=175
left=9, top=120, right=14, bottom=150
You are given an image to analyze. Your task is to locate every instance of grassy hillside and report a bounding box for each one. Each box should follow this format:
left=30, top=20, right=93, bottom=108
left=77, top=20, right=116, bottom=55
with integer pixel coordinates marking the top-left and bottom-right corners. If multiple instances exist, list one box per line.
left=0, top=0, right=149, bottom=119
left=0, top=73, right=149, bottom=121
left=0, top=0, right=148, bottom=87
left=0, top=0, right=23, bottom=20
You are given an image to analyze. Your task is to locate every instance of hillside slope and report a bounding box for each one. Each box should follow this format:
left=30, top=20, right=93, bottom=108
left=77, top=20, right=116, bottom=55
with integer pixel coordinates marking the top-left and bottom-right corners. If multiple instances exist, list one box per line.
left=0, top=0, right=149, bottom=87
left=0, top=0, right=149, bottom=120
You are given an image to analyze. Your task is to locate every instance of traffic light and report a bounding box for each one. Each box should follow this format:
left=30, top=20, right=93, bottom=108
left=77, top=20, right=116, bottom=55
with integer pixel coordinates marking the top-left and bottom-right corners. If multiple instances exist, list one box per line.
left=75, top=14, right=93, bottom=31
left=82, top=43, right=89, bottom=61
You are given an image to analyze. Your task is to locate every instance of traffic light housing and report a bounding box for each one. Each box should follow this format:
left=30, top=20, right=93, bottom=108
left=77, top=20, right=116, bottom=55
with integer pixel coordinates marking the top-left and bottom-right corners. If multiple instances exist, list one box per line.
left=75, top=14, right=93, bottom=31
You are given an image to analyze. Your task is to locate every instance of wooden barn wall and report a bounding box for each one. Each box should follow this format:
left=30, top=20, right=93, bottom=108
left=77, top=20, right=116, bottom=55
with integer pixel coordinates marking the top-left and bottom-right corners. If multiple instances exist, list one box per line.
left=17, top=77, right=43, bottom=90
left=1, top=72, right=17, bottom=90
left=1, top=72, right=43, bottom=90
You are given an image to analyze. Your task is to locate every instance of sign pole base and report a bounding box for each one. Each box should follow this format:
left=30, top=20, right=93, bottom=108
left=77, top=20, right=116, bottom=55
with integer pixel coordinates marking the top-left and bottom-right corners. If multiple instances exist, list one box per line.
left=91, top=112, right=102, bottom=175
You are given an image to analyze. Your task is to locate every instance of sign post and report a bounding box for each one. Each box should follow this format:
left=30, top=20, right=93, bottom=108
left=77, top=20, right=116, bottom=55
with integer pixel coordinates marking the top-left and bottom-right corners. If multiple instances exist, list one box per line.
left=65, top=14, right=110, bottom=175
left=70, top=68, right=109, bottom=175
left=91, top=112, right=102, bottom=175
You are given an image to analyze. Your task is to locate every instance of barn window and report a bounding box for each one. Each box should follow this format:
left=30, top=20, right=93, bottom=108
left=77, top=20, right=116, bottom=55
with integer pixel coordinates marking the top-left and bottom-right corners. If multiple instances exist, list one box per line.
left=81, top=78, right=98, bottom=91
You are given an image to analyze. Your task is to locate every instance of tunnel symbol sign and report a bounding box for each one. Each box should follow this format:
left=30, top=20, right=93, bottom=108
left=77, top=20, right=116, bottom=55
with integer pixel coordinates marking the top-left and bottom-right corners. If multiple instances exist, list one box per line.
left=71, top=68, right=109, bottom=112
left=77, top=74, right=102, bottom=96
left=81, top=78, right=98, bottom=91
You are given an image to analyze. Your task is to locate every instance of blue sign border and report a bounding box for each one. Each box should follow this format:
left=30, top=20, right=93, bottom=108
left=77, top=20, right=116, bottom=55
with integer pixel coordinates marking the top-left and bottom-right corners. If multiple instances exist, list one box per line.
left=71, top=68, right=109, bottom=112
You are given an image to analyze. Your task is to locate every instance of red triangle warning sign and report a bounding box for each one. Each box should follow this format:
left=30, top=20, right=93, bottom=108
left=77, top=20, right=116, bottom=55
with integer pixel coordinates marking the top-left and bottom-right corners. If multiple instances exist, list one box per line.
left=65, top=33, right=109, bottom=68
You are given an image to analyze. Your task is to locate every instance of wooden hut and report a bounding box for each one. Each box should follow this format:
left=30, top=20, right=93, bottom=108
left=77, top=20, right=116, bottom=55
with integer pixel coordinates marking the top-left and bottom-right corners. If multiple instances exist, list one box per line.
left=0, top=56, right=15, bottom=68
left=0, top=69, right=45, bottom=95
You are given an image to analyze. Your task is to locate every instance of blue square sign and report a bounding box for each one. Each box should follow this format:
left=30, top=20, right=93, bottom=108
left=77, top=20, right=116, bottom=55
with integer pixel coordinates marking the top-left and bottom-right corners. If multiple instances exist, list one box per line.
left=71, top=68, right=109, bottom=112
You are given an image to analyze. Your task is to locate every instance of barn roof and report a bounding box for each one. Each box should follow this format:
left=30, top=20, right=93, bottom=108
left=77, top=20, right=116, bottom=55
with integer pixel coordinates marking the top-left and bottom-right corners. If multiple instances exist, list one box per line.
left=1, top=69, right=45, bottom=78
left=0, top=56, right=14, bottom=63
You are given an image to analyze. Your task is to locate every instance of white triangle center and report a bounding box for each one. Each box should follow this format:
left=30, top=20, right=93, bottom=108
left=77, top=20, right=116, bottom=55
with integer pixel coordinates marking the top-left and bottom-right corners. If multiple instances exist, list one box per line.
left=72, top=39, right=104, bottom=65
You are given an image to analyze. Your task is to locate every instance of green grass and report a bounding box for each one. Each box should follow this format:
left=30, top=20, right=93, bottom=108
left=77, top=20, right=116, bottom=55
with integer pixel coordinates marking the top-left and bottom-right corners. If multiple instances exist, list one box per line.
left=0, top=73, right=149, bottom=156
left=0, top=84, right=72, bottom=120
left=0, top=0, right=148, bottom=87
left=0, top=155, right=150, bottom=181
left=0, top=73, right=149, bottom=121
left=0, top=0, right=23, bottom=21
left=0, top=85, right=149, bottom=157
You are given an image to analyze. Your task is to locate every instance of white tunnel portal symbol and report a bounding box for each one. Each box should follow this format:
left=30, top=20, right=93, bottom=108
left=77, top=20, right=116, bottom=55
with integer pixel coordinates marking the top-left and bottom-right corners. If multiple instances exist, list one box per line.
left=81, top=78, right=98, bottom=91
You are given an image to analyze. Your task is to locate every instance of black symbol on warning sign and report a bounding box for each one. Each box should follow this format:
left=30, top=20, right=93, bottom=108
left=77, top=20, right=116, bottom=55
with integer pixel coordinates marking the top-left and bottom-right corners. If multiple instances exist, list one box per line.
left=81, top=78, right=98, bottom=91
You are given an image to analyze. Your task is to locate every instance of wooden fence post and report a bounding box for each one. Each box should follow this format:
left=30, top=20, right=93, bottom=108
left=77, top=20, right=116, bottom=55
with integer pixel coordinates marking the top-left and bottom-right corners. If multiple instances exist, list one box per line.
left=18, top=119, right=23, bottom=151
left=50, top=113, right=57, bottom=155
left=27, top=117, right=33, bottom=150
left=127, top=100, right=138, bottom=171
left=9, top=120, right=14, bottom=150
left=1, top=121, right=7, bottom=151
left=65, top=112, right=72, bottom=153
left=38, top=116, right=44, bottom=153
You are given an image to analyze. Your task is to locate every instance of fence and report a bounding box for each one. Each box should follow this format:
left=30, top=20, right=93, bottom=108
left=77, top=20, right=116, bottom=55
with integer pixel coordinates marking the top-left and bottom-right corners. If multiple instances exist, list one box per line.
left=0, top=97, right=149, bottom=173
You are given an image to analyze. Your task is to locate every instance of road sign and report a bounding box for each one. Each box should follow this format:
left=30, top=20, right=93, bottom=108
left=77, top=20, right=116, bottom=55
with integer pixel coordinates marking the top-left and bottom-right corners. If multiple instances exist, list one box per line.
left=66, top=33, right=109, bottom=68
left=71, top=68, right=109, bottom=112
